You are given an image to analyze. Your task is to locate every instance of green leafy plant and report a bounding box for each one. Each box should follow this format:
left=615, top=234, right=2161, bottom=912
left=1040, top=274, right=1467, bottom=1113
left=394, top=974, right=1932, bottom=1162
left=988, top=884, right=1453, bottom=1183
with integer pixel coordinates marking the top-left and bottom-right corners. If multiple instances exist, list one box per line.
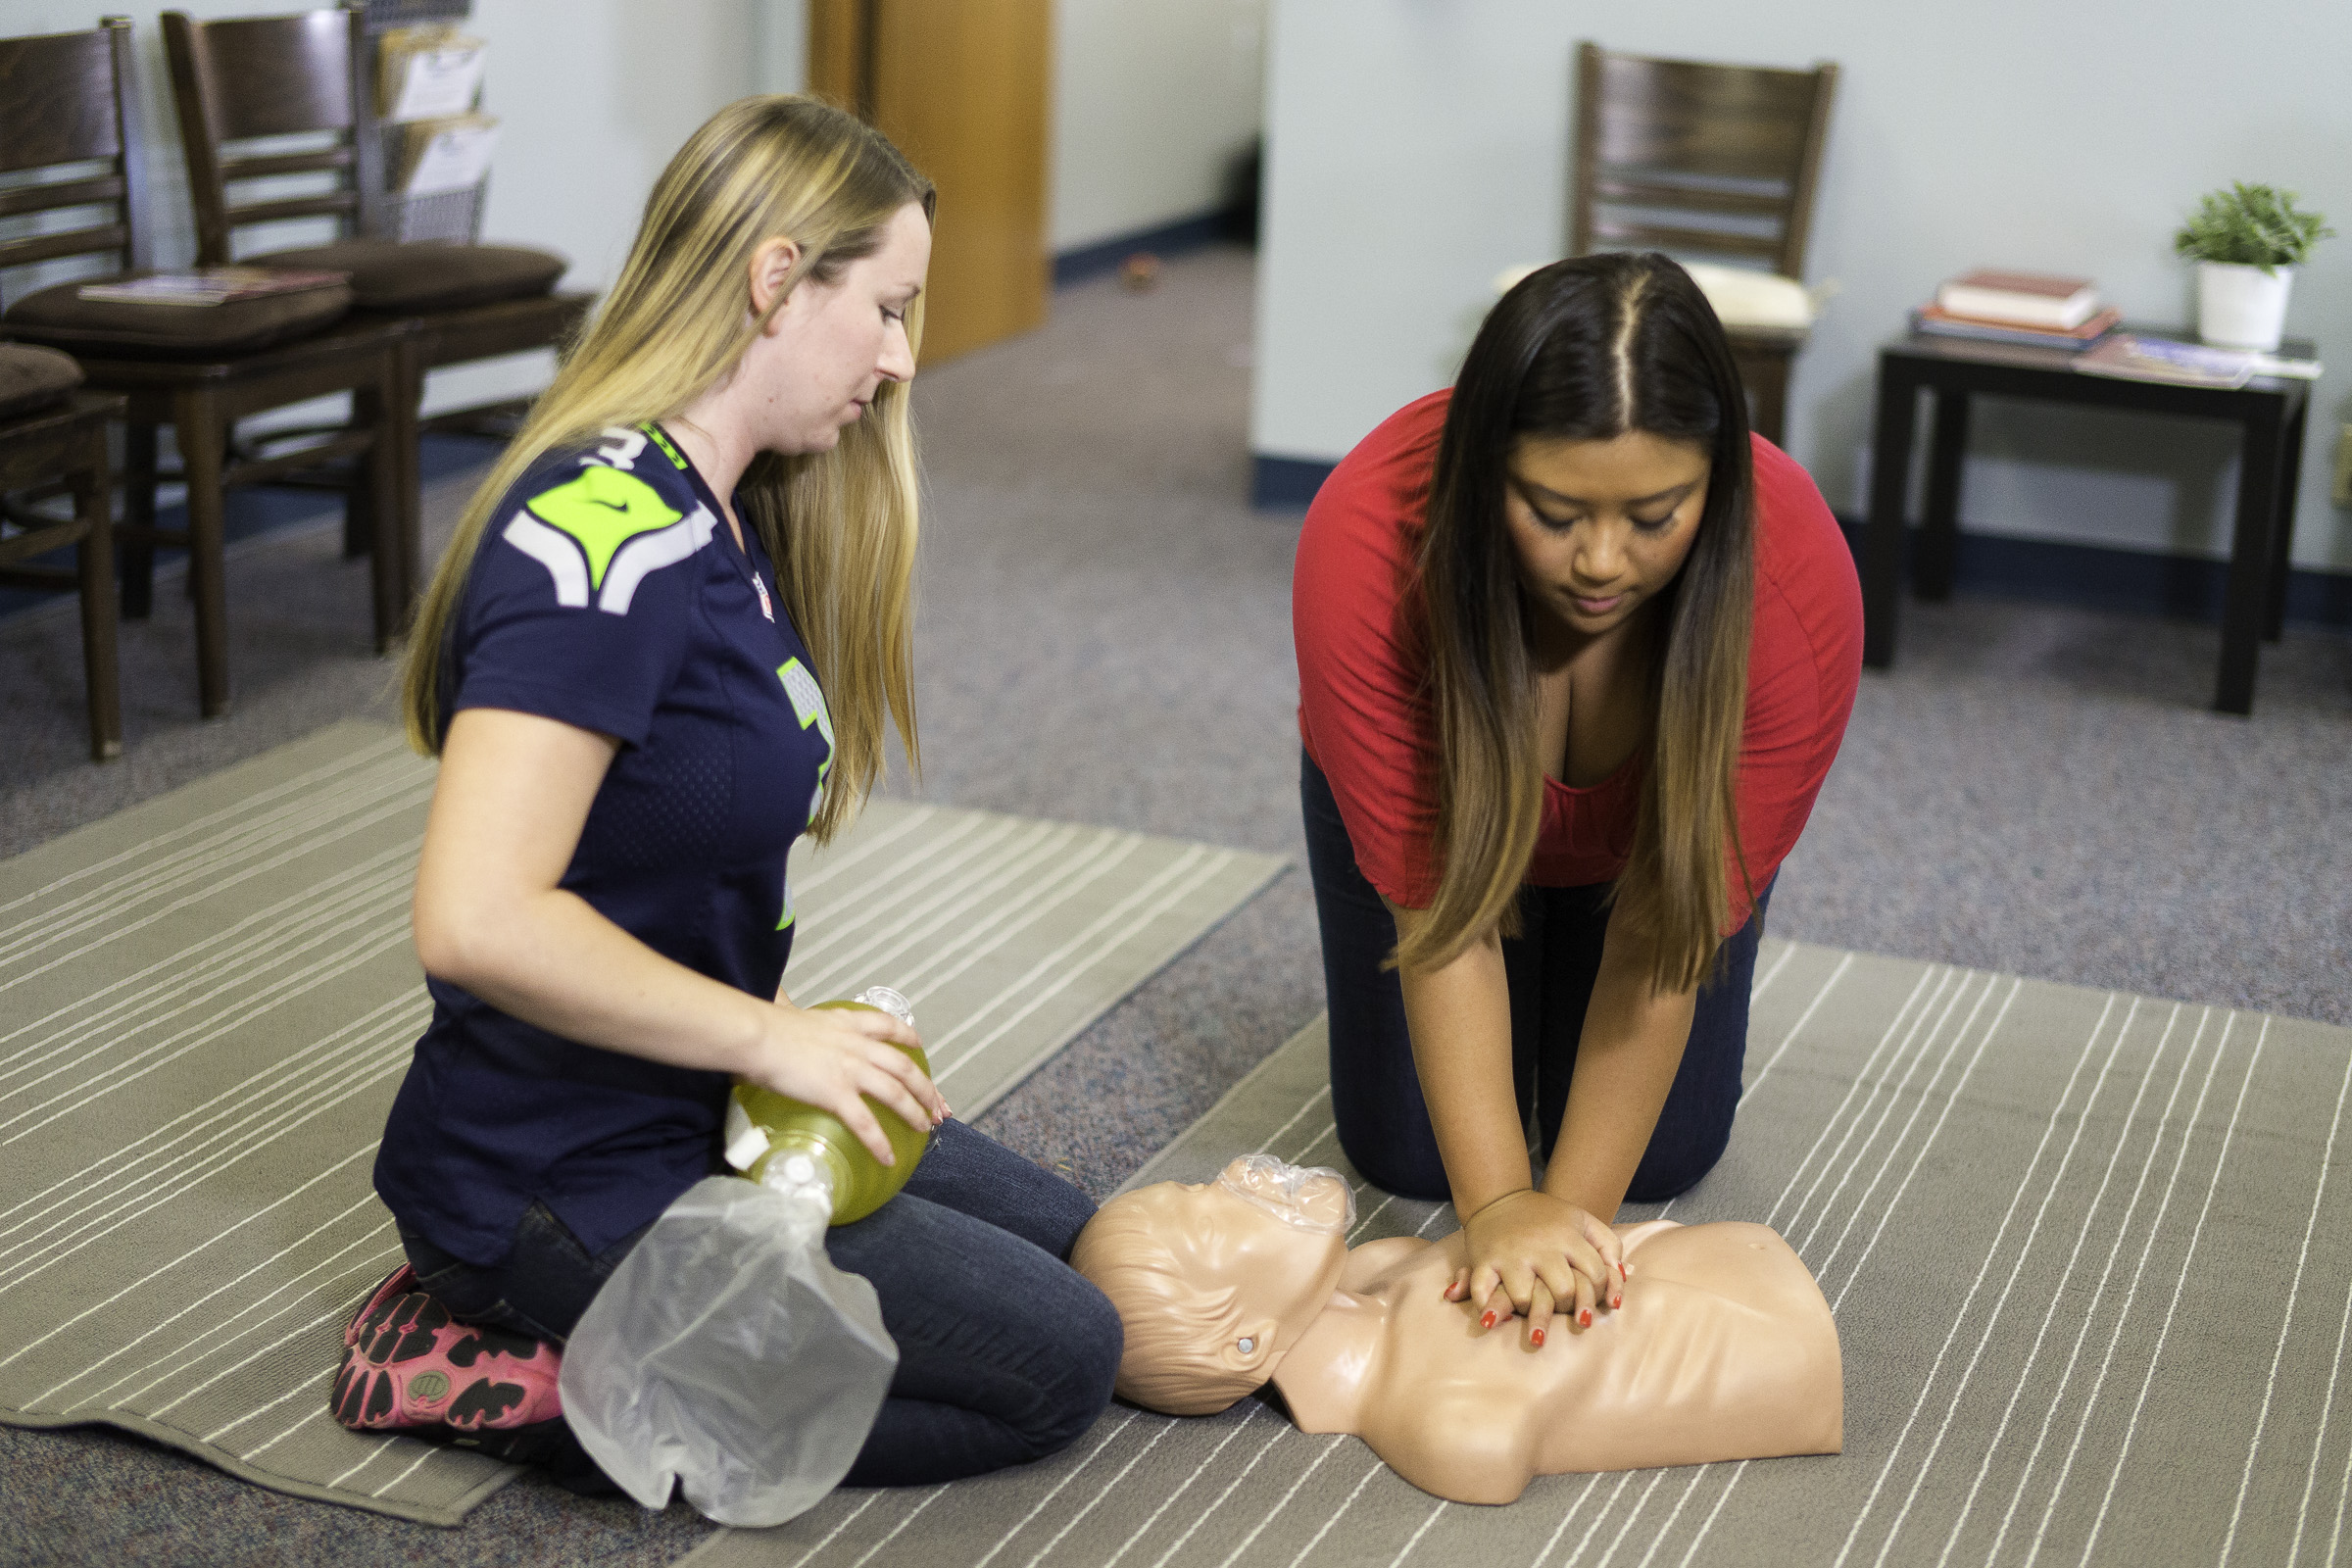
left=2174, top=182, right=2333, bottom=272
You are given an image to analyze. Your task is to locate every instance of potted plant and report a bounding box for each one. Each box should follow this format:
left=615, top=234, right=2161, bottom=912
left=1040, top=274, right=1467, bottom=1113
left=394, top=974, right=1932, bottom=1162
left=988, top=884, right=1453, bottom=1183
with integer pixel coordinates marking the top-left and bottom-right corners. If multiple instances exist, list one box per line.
left=2174, top=181, right=2332, bottom=351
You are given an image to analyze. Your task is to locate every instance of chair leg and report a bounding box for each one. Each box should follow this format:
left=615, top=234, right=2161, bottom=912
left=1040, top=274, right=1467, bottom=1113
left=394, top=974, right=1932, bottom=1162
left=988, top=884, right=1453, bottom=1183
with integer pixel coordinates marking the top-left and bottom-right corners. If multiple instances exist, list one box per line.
left=176, top=391, right=233, bottom=718
left=120, top=421, right=158, bottom=619
left=1751, top=355, right=1789, bottom=447
left=368, top=340, right=424, bottom=649
left=1730, top=346, right=1792, bottom=446
left=74, top=454, right=122, bottom=761
left=342, top=406, right=376, bottom=563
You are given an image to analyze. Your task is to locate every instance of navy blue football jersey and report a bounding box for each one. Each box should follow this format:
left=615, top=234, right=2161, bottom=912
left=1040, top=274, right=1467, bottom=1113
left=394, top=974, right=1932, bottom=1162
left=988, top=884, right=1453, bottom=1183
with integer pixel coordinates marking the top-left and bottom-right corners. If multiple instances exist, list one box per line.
left=375, top=423, right=838, bottom=1263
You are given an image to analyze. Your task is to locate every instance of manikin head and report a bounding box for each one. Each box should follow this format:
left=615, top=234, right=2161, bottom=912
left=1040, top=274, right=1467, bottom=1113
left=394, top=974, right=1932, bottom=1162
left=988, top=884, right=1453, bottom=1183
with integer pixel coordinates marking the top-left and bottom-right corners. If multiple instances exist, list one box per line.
left=1071, top=1156, right=1353, bottom=1416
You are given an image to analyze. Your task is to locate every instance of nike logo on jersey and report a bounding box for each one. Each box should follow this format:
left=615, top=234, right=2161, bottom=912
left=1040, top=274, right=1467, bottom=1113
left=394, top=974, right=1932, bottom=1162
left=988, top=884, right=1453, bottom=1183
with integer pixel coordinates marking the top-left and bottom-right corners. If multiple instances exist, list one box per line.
left=502, top=466, right=716, bottom=615
left=524, top=467, right=682, bottom=589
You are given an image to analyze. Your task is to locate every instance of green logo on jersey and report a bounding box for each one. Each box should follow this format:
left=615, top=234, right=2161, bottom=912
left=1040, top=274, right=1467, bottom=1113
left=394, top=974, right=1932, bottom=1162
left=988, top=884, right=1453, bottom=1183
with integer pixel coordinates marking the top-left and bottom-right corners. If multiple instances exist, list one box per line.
left=524, top=467, right=684, bottom=590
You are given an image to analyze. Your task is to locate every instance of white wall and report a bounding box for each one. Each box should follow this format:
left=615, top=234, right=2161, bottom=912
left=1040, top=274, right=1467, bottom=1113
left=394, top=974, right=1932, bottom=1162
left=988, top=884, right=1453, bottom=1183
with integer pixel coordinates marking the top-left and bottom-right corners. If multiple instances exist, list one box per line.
left=1252, top=0, right=2352, bottom=574
left=1051, top=0, right=1263, bottom=252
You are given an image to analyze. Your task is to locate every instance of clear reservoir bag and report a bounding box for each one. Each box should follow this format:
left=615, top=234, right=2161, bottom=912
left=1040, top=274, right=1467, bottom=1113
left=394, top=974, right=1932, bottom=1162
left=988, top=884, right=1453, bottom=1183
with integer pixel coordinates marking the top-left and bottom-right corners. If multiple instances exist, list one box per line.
left=559, top=988, right=924, bottom=1524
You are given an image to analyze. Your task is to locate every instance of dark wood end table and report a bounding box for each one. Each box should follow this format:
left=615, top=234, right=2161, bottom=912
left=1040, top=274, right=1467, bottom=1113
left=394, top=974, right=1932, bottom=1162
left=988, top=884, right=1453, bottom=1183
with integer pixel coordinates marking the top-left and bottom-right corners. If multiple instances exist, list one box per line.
left=1860, top=327, right=2315, bottom=714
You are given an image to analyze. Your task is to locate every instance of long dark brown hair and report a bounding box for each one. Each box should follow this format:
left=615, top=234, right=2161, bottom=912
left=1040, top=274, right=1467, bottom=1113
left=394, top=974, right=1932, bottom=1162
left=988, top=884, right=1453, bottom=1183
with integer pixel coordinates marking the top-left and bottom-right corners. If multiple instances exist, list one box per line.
left=1402, top=252, right=1755, bottom=992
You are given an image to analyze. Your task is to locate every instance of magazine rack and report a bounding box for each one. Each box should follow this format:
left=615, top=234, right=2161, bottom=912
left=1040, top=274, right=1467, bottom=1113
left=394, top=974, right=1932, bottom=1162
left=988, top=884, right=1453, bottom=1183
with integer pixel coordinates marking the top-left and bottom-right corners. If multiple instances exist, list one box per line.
left=356, top=0, right=483, bottom=245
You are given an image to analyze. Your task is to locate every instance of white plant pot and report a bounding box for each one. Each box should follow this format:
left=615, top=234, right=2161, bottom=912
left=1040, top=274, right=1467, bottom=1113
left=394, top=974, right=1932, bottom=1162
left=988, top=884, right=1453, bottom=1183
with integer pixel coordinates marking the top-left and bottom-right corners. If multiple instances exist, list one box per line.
left=2197, top=262, right=2294, bottom=351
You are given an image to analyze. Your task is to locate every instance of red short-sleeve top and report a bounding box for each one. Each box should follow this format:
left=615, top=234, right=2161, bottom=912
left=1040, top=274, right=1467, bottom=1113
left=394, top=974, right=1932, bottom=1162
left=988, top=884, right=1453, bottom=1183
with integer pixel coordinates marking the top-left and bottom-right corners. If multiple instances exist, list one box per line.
left=1293, top=390, right=1862, bottom=932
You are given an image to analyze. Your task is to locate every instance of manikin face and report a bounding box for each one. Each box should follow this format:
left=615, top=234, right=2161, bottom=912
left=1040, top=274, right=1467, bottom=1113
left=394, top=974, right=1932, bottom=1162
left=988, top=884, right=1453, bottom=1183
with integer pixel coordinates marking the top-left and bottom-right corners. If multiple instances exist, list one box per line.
left=747, top=200, right=932, bottom=456
left=1125, top=1157, right=1351, bottom=1373
left=1501, top=430, right=1711, bottom=641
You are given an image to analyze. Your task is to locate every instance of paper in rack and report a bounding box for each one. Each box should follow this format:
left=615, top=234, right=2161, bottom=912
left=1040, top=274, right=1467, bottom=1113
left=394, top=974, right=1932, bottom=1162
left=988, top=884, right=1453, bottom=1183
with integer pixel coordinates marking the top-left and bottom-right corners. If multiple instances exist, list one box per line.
left=377, top=25, right=487, bottom=123
left=399, top=114, right=500, bottom=198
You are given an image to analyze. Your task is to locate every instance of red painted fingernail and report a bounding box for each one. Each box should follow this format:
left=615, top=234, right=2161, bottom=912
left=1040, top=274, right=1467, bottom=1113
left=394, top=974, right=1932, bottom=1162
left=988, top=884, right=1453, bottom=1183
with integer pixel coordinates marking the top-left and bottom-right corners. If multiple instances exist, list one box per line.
left=1532, top=1328, right=1545, bottom=1347
left=1611, top=1295, right=1623, bottom=1310
left=1618, top=1262, right=1628, bottom=1280
left=1481, top=1311, right=1497, bottom=1329
left=1580, top=1308, right=1592, bottom=1328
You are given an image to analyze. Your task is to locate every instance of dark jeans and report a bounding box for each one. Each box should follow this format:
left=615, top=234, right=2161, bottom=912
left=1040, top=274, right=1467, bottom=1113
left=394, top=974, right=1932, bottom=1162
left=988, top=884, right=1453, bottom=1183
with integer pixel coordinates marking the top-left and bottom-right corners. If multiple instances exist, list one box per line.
left=400, top=1117, right=1120, bottom=1490
left=1301, top=750, right=1771, bottom=1206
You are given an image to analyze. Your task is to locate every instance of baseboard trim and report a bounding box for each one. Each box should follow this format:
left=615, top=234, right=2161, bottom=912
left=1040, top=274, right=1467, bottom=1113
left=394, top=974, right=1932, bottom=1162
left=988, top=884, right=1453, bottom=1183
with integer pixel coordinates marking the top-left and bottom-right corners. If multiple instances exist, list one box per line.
left=1247, top=451, right=2350, bottom=631
left=1054, top=212, right=1230, bottom=288
left=1833, top=516, right=2352, bottom=633
left=1250, top=454, right=1337, bottom=509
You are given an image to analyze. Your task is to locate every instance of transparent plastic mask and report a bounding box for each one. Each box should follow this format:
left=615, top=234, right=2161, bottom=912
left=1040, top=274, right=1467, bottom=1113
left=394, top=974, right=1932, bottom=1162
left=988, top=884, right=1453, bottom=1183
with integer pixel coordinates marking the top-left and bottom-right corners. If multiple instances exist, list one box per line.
left=1216, top=1153, right=1355, bottom=1234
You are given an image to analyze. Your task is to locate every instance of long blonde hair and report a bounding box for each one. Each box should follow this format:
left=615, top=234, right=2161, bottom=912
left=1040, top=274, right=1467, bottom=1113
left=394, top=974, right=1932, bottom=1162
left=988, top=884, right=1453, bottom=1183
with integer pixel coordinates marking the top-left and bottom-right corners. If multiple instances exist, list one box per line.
left=1402, top=254, right=1755, bottom=993
left=401, top=96, right=935, bottom=843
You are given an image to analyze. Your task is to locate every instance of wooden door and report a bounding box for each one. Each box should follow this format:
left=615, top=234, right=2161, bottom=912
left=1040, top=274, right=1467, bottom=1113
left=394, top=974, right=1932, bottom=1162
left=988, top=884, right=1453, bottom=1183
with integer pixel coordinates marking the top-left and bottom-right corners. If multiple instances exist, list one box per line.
left=808, top=0, right=1051, bottom=366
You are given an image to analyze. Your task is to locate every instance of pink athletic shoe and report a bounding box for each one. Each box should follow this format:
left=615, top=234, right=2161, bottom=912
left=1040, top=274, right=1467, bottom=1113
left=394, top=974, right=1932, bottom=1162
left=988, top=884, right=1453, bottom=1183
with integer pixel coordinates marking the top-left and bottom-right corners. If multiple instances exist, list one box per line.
left=332, top=1266, right=564, bottom=1434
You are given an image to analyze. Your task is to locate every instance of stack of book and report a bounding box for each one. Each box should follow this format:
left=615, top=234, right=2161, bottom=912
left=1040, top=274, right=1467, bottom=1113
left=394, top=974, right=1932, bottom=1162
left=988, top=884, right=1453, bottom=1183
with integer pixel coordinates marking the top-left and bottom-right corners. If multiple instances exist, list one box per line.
left=1911, top=269, right=2121, bottom=351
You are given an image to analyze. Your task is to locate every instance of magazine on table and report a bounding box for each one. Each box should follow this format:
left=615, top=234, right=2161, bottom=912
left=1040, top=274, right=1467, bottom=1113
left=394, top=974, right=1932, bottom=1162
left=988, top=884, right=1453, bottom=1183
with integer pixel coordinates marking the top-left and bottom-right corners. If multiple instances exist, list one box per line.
left=2077, top=334, right=2322, bottom=388
left=75, top=268, right=350, bottom=308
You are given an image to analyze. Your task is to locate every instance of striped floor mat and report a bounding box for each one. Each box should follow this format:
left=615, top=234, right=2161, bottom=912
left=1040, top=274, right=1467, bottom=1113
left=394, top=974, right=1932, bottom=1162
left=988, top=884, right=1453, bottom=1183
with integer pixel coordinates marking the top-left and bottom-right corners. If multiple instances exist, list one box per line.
left=0, top=721, right=1281, bottom=1527
left=684, top=941, right=2352, bottom=1568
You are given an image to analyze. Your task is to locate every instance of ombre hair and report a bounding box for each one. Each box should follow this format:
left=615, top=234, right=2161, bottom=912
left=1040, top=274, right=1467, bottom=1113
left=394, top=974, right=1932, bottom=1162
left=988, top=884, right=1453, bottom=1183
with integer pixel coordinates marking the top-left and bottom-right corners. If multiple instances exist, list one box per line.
left=1400, top=252, right=1755, bottom=992
left=401, top=96, right=936, bottom=843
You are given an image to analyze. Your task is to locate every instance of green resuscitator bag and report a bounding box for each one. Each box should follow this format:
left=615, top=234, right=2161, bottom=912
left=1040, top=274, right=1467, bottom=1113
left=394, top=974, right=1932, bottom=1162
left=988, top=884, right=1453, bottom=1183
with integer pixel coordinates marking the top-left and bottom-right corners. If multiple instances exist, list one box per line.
left=722, top=986, right=929, bottom=1224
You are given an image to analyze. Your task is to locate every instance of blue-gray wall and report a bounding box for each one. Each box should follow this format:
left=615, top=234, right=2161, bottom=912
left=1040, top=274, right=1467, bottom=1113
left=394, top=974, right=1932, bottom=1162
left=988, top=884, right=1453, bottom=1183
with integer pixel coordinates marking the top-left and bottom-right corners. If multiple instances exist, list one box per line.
left=1252, top=0, right=2352, bottom=575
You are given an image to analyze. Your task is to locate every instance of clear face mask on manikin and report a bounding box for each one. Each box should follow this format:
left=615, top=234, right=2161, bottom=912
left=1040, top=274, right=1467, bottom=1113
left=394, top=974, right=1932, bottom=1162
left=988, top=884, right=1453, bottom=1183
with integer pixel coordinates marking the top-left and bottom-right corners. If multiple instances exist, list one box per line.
left=1216, top=1152, right=1356, bottom=1234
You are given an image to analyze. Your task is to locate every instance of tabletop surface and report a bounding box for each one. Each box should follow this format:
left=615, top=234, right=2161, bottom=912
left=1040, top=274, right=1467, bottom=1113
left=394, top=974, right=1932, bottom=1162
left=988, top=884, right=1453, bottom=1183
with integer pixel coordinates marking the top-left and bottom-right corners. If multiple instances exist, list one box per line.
left=1881, top=324, right=2318, bottom=393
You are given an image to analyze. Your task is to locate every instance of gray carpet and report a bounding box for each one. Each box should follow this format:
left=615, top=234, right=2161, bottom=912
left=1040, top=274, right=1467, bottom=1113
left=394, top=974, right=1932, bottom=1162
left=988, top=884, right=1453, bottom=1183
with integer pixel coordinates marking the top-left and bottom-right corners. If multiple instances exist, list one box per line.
left=683, top=944, right=2352, bottom=1568
left=0, top=246, right=2347, bottom=1566
left=0, top=720, right=1277, bottom=1526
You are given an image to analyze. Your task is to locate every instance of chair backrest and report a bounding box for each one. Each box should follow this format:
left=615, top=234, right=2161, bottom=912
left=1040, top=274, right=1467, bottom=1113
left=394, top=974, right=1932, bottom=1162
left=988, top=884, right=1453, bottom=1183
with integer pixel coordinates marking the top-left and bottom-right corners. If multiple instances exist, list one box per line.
left=0, top=20, right=150, bottom=293
left=1568, top=41, right=1838, bottom=281
left=162, top=7, right=383, bottom=264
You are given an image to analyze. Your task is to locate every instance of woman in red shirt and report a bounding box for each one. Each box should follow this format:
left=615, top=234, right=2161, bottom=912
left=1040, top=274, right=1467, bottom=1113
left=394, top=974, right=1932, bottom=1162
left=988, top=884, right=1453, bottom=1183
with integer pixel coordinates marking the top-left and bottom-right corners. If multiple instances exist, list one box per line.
left=1293, top=253, right=1861, bottom=1348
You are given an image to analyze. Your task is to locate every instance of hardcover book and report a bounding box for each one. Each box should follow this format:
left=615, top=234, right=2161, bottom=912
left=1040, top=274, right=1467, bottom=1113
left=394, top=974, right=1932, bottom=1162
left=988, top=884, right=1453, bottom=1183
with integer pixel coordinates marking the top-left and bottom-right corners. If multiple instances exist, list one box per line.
left=1935, top=270, right=2102, bottom=329
left=1913, top=304, right=2121, bottom=350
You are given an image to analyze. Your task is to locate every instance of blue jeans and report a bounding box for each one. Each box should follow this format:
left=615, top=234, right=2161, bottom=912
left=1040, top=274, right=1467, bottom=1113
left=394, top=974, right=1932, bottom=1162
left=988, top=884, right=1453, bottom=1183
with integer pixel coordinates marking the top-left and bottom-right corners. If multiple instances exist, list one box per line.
left=1301, top=751, right=1772, bottom=1205
left=400, top=1117, right=1120, bottom=1489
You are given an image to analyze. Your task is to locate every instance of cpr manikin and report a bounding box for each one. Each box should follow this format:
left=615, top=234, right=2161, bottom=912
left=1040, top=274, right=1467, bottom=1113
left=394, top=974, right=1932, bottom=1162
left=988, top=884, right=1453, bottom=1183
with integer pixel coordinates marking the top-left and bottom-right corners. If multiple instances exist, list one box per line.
left=1071, top=1155, right=1841, bottom=1505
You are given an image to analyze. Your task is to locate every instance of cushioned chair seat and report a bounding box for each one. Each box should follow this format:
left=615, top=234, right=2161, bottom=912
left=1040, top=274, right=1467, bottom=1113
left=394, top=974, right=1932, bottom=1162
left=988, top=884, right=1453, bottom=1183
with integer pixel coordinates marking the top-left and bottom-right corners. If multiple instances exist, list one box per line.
left=0, top=343, right=85, bottom=419
left=251, top=241, right=565, bottom=315
left=3, top=276, right=354, bottom=359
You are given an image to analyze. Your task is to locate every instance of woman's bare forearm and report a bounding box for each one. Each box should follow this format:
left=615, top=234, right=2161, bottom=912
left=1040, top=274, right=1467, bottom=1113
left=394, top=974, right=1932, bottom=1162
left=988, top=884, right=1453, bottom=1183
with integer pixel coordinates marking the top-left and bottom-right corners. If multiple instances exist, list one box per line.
left=420, top=879, right=776, bottom=1076
left=1386, top=902, right=1532, bottom=1215
left=1540, top=911, right=1697, bottom=1220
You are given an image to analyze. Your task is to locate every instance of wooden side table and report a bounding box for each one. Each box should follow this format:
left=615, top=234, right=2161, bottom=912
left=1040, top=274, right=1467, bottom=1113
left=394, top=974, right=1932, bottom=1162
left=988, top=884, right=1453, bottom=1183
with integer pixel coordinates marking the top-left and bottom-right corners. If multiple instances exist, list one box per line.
left=1860, top=329, right=2314, bottom=714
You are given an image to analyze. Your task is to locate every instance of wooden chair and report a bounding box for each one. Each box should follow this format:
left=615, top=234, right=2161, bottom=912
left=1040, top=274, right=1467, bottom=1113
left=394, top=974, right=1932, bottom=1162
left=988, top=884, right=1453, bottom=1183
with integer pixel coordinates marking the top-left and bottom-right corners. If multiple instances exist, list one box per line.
left=0, top=19, right=413, bottom=719
left=161, top=4, right=594, bottom=546
left=1569, top=42, right=1838, bottom=445
left=0, top=346, right=124, bottom=760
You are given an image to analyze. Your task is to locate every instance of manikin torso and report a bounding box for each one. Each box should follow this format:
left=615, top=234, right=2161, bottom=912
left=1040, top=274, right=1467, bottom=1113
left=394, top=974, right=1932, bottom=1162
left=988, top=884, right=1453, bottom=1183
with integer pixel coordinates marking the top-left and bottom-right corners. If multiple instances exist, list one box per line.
left=1270, top=1219, right=1842, bottom=1504
left=1073, top=1159, right=1842, bottom=1507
